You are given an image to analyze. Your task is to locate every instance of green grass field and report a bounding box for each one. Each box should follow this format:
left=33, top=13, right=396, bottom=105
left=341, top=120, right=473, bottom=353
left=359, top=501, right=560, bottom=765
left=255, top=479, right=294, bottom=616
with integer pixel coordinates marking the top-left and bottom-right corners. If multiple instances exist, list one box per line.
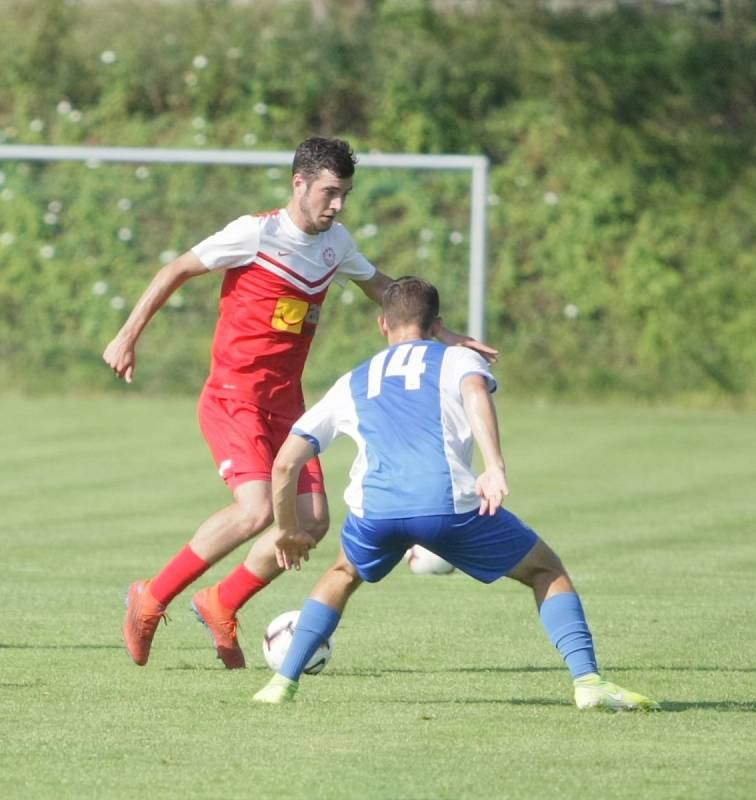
left=1, top=395, right=755, bottom=799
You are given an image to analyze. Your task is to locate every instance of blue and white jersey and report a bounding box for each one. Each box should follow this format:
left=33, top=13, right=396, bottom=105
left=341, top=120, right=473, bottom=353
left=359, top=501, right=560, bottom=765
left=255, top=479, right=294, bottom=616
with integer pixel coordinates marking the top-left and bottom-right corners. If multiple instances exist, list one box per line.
left=292, top=340, right=496, bottom=519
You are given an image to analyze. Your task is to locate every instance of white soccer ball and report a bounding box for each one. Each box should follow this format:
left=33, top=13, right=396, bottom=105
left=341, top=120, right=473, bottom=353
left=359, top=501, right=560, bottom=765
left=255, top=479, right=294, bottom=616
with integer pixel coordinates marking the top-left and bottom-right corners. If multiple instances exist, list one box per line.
left=404, top=545, right=455, bottom=575
left=262, top=610, right=333, bottom=675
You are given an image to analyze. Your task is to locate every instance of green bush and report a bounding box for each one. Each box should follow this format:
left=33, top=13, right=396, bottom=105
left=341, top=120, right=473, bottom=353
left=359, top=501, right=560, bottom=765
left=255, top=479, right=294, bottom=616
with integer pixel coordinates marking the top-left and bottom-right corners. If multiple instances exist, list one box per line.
left=1, top=0, right=754, bottom=399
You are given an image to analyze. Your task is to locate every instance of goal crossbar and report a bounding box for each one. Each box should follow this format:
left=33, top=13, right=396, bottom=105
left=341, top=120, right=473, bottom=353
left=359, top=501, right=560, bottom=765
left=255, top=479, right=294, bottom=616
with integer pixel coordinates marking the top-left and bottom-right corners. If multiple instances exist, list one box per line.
left=0, top=144, right=488, bottom=340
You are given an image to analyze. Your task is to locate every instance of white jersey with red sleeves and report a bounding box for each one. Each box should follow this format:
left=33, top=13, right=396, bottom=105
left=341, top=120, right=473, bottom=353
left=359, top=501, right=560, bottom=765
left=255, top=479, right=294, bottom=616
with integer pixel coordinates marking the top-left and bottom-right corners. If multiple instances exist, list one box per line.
left=192, top=209, right=376, bottom=416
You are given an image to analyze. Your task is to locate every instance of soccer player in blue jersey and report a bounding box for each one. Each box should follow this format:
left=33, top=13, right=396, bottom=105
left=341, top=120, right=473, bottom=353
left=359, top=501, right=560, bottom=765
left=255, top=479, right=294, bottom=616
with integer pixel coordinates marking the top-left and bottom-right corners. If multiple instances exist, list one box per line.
left=252, top=277, right=659, bottom=711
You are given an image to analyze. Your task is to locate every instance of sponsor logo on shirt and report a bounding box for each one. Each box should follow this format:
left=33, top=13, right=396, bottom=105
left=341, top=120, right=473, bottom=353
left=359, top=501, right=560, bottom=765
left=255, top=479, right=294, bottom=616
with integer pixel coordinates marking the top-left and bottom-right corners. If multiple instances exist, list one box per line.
left=271, top=297, right=310, bottom=334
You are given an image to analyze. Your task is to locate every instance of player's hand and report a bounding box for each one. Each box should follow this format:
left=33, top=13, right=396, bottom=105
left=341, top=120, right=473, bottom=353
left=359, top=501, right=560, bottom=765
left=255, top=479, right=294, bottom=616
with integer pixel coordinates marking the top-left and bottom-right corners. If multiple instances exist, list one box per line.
left=103, top=336, right=137, bottom=383
left=274, top=529, right=317, bottom=571
left=457, top=338, right=498, bottom=364
left=436, top=327, right=498, bottom=363
left=475, top=465, right=509, bottom=515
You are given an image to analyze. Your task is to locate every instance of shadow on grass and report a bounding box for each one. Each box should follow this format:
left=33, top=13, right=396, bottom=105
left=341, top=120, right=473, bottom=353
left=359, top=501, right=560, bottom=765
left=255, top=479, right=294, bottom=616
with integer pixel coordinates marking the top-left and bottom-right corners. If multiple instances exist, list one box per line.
left=0, top=642, right=123, bottom=650
left=655, top=700, right=756, bottom=713
left=335, top=665, right=564, bottom=677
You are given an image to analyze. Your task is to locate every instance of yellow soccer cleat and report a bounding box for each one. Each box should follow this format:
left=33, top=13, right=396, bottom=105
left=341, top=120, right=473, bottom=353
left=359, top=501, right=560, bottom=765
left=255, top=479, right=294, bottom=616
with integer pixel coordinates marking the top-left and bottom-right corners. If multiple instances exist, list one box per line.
left=574, top=673, right=660, bottom=711
left=252, top=674, right=299, bottom=704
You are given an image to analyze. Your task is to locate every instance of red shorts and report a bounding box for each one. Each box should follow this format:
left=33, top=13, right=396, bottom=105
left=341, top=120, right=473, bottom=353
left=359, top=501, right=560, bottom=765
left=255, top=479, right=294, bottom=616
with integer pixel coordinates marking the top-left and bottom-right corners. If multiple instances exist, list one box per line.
left=197, top=388, right=324, bottom=494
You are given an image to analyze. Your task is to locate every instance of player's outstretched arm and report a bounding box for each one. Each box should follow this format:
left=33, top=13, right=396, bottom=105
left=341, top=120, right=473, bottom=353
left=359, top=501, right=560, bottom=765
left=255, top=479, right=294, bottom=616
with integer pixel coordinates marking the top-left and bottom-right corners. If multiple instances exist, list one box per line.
left=354, top=270, right=498, bottom=363
left=271, top=435, right=319, bottom=570
left=436, top=326, right=498, bottom=363
left=461, top=374, right=510, bottom=514
left=102, top=250, right=208, bottom=383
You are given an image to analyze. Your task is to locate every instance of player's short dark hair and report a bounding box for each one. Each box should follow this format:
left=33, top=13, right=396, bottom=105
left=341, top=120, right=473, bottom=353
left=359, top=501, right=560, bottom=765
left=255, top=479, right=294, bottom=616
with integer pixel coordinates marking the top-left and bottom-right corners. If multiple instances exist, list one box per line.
left=292, top=137, right=357, bottom=181
left=382, top=276, right=440, bottom=335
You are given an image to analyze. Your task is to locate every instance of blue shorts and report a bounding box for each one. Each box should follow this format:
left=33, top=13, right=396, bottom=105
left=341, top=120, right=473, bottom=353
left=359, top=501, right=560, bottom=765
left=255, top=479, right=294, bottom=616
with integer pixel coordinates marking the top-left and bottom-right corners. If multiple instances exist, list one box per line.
left=341, top=508, right=539, bottom=584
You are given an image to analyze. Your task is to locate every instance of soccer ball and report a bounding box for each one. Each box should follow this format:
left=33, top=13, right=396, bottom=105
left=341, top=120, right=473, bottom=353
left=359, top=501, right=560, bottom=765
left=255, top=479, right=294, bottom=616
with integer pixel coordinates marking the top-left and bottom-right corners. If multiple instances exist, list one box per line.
left=405, top=545, right=455, bottom=575
left=262, top=610, right=333, bottom=675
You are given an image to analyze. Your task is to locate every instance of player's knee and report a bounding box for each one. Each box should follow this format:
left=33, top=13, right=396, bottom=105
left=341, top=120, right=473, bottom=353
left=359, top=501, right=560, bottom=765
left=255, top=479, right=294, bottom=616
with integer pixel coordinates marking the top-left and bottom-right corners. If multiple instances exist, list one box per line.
left=234, top=504, right=273, bottom=540
left=331, top=560, right=361, bottom=593
left=302, top=515, right=330, bottom=542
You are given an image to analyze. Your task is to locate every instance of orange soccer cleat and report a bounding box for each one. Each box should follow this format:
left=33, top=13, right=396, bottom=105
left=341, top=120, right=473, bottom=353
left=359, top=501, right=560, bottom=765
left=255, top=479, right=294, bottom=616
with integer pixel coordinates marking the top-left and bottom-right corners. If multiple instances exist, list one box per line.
left=191, top=584, right=246, bottom=669
left=123, top=579, right=168, bottom=666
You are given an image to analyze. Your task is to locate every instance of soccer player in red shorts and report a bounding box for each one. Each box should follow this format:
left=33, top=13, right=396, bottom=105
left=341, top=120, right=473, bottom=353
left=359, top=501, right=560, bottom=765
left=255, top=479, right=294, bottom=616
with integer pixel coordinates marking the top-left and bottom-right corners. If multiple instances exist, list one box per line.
left=103, top=137, right=497, bottom=668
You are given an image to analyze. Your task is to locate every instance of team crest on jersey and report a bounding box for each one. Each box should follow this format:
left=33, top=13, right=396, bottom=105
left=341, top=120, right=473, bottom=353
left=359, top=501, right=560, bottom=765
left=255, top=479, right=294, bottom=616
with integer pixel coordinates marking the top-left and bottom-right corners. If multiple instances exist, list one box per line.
left=271, top=297, right=309, bottom=334
left=322, top=247, right=336, bottom=267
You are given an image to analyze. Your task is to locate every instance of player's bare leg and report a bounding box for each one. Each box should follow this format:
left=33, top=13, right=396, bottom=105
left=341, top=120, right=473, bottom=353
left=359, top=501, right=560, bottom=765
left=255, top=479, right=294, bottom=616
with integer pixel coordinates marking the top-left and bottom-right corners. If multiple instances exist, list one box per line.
left=125, top=481, right=273, bottom=667
left=506, top=538, right=659, bottom=711
left=192, top=490, right=329, bottom=668
left=189, top=479, right=274, bottom=563
left=308, top=548, right=362, bottom=613
left=505, top=538, right=574, bottom=607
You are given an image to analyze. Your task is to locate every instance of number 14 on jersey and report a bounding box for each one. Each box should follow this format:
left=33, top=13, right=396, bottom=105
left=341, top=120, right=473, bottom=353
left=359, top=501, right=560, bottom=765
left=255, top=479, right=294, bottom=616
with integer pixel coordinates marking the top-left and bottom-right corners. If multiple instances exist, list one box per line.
left=367, top=344, right=428, bottom=398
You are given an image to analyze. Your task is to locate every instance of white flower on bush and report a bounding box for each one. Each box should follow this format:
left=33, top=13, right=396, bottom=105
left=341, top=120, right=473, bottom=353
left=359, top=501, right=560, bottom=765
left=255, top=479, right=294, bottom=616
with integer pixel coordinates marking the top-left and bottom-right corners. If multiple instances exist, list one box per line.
left=194, top=133, right=207, bottom=145
left=29, top=119, right=44, bottom=133
left=92, top=281, right=108, bottom=296
left=117, top=197, right=132, bottom=211
left=243, top=133, right=258, bottom=146
left=118, top=227, right=132, bottom=241
left=419, top=228, right=434, bottom=242
left=544, top=191, right=559, bottom=206
left=449, top=231, right=464, bottom=245
left=135, top=166, right=150, bottom=180
left=192, top=54, right=208, bottom=70
left=227, top=47, right=241, bottom=60
left=416, top=246, right=430, bottom=260
left=563, top=303, right=580, bottom=319
left=57, top=100, right=72, bottom=115
left=0, top=232, right=15, bottom=246
left=69, top=110, right=82, bottom=123
left=488, top=193, right=501, bottom=206
left=48, top=200, right=63, bottom=213
left=43, top=212, right=58, bottom=225
left=110, top=296, right=126, bottom=310
left=253, top=102, right=268, bottom=116
left=160, top=249, right=178, bottom=264
left=100, top=50, right=117, bottom=65
left=340, top=289, right=355, bottom=305
left=168, top=293, right=184, bottom=308
left=39, top=245, right=55, bottom=259
left=357, top=224, right=378, bottom=239
left=192, top=116, right=206, bottom=129
left=2, top=188, right=15, bottom=201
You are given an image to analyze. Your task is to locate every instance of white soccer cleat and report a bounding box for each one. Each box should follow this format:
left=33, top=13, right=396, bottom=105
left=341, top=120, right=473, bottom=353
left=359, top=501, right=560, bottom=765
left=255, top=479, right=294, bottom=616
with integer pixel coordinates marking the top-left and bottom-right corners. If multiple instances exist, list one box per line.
left=574, top=673, right=660, bottom=711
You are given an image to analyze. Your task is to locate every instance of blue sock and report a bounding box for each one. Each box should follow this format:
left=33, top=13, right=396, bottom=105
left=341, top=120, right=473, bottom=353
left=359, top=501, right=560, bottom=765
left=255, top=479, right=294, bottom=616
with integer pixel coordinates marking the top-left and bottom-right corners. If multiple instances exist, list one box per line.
left=539, top=592, right=598, bottom=680
left=279, top=599, right=341, bottom=682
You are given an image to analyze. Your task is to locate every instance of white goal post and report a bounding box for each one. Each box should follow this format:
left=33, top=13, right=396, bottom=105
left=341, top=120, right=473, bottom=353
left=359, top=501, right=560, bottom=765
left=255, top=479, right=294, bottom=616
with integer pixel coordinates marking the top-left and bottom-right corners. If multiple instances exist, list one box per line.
left=0, top=144, right=489, bottom=340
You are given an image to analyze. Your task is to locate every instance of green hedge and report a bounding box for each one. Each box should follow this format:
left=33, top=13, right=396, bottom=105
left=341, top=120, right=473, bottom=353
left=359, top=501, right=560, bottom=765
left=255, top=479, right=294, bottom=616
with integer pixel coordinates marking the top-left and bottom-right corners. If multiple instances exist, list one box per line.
left=1, top=0, right=754, bottom=399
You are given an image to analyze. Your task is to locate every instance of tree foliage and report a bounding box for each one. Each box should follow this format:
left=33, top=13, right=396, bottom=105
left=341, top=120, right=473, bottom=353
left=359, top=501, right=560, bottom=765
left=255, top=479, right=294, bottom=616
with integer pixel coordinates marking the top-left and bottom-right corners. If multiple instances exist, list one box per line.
left=0, top=0, right=754, bottom=398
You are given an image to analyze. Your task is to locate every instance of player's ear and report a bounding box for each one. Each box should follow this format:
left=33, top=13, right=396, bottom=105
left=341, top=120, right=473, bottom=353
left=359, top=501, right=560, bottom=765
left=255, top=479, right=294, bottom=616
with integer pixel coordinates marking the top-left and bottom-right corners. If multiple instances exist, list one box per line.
left=292, top=172, right=307, bottom=195
left=378, top=315, right=389, bottom=337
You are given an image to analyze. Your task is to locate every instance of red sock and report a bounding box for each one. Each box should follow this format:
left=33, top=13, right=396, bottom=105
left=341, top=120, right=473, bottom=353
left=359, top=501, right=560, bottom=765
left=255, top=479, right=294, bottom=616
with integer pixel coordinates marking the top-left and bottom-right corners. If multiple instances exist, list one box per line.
left=150, top=545, right=210, bottom=606
left=217, top=564, right=269, bottom=612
